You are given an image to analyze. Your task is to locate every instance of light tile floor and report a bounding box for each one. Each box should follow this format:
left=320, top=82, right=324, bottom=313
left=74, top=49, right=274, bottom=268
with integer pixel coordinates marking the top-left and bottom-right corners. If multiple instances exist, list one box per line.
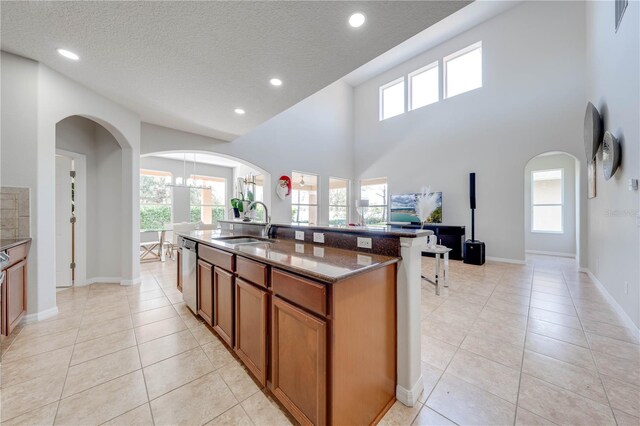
left=1, top=254, right=638, bottom=425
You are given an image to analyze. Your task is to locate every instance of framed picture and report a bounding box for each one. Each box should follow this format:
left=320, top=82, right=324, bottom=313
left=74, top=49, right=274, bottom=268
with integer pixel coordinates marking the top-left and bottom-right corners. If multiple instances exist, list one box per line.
left=615, top=0, right=628, bottom=33
left=588, top=160, right=596, bottom=199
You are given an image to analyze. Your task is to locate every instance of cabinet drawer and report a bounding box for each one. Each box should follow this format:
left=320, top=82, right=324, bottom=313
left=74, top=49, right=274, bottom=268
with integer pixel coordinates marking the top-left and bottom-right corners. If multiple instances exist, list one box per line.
left=199, top=245, right=235, bottom=271
left=237, top=256, right=268, bottom=288
left=5, top=243, right=28, bottom=269
left=272, top=269, right=327, bottom=317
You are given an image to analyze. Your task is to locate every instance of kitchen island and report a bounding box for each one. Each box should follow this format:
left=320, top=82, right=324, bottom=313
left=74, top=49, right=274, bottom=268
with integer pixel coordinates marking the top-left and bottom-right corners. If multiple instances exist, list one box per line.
left=179, top=223, right=430, bottom=425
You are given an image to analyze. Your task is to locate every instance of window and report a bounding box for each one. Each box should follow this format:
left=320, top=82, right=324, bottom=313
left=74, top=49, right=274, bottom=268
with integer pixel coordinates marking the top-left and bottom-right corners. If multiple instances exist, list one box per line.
left=140, top=169, right=172, bottom=230
left=379, top=77, right=405, bottom=120
left=360, top=177, right=388, bottom=225
left=190, top=175, right=226, bottom=225
left=251, top=174, right=266, bottom=222
left=329, top=178, right=349, bottom=225
left=409, top=62, right=439, bottom=110
left=291, top=172, right=318, bottom=225
left=444, top=42, right=482, bottom=99
left=532, top=169, right=563, bottom=233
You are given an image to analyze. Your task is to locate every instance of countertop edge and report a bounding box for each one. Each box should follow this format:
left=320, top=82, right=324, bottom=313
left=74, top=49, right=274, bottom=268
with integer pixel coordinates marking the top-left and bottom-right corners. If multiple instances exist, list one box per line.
left=180, top=233, right=400, bottom=283
left=1, top=238, right=32, bottom=252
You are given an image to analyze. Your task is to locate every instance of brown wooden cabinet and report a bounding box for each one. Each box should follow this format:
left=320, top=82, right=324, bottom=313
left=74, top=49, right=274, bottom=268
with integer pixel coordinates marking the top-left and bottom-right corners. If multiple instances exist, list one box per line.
left=271, top=296, right=327, bottom=426
left=235, top=277, right=268, bottom=386
left=5, top=259, right=27, bottom=335
left=176, top=248, right=182, bottom=293
left=213, top=266, right=234, bottom=346
left=197, top=259, right=213, bottom=325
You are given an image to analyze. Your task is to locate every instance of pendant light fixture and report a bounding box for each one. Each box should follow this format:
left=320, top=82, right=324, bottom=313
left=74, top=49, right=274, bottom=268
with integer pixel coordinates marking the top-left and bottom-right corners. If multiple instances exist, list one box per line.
left=166, top=153, right=215, bottom=189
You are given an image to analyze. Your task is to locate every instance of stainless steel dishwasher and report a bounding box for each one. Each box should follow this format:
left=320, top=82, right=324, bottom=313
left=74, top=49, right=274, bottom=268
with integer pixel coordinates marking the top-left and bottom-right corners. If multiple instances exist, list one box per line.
left=180, top=237, right=198, bottom=314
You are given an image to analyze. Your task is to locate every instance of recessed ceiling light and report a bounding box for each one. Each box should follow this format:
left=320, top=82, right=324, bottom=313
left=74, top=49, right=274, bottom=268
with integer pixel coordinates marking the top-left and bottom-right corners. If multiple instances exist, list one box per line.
left=270, top=78, right=283, bottom=87
left=234, top=108, right=245, bottom=115
left=57, top=48, right=80, bottom=61
left=349, top=12, right=366, bottom=28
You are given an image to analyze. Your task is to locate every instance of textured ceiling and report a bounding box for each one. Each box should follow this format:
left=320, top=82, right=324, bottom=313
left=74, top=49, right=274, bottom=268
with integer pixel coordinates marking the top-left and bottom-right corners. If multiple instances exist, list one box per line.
left=1, top=1, right=470, bottom=141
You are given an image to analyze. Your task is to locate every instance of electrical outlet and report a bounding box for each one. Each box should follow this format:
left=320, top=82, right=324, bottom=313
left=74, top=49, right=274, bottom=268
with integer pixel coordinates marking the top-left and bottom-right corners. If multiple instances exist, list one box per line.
left=625, top=281, right=629, bottom=295
left=357, top=237, right=372, bottom=249
left=295, top=231, right=305, bottom=241
left=229, top=224, right=234, bottom=230
left=313, top=232, right=325, bottom=243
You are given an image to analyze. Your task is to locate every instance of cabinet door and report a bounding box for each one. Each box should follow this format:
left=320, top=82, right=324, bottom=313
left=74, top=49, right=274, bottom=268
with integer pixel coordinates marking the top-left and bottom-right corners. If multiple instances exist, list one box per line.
left=197, top=259, right=213, bottom=325
left=271, top=296, right=326, bottom=426
left=213, top=267, right=234, bottom=347
left=176, top=248, right=183, bottom=293
left=235, top=278, right=268, bottom=386
left=6, top=259, right=27, bottom=335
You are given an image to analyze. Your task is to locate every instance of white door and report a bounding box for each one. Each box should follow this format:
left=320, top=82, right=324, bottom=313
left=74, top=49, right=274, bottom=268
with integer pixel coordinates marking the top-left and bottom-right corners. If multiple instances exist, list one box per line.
left=56, top=155, right=73, bottom=287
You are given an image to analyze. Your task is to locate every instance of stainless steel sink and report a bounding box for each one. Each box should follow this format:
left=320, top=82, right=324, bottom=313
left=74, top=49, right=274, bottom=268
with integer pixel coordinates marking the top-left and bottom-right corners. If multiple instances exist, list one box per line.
left=215, top=236, right=271, bottom=246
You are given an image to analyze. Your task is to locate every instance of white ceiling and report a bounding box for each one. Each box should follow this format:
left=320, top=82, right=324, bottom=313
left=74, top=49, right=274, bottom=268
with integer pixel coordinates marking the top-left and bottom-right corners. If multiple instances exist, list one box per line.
left=150, top=152, right=244, bottom=169
left=1, top=1, right=470, bottom=141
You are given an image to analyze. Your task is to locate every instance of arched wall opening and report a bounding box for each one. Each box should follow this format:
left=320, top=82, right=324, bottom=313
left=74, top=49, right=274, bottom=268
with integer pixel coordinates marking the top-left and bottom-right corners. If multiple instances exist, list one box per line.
left=524, top=151, right=582, bottom=263
left=55, top=115, right=126, bottom=285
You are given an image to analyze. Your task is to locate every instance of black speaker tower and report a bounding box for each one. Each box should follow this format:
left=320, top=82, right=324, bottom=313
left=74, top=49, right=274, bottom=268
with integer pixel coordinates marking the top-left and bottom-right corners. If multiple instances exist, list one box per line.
left=464, top=173, right=485, bottom=265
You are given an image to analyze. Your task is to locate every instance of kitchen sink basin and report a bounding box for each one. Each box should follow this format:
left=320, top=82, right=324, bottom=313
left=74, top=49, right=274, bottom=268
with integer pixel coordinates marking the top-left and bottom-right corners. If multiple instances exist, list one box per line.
left=215, top=236, right=271, bottom=246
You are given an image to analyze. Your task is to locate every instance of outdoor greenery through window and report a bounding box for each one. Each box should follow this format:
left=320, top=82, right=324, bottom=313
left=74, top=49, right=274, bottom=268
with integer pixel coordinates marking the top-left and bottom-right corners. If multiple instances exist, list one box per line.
left=360, top=177, right=388, bottom=225
left=291, top=172, right=318, bottom=225
left=329, top=178, right=349, bottom=225
left=190, top=175, right=226, bottom=225
left=140, top=169, right=172, bottom=230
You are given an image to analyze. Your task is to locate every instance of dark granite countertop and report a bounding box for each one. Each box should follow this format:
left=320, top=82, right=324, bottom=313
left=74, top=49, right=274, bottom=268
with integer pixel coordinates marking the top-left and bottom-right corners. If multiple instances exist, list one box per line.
left=179, top=230, right=400, bottom=283
left=270, top=223, right=432, bottom=238
left=0, top=238, right=32, bottom=252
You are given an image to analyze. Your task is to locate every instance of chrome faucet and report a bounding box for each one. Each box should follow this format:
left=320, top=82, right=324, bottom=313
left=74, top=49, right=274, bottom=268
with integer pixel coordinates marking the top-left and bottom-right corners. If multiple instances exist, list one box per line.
left=248, top=201, right=271, bottom=237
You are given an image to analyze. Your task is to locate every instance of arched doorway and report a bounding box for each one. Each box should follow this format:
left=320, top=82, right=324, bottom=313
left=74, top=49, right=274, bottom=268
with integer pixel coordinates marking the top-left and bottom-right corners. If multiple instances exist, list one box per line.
left=524, top=151, right=581, bottom=264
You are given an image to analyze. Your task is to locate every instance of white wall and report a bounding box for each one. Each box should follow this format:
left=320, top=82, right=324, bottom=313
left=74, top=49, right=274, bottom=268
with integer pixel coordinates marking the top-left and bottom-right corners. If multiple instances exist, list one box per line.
left=586, top=1, right=640, bottom=327
left=1, top=51, right=141, bottom=317
left=353, top=1, right=588, bottom=264
left=141, top=80, right=355, bottom=225
left=139, top=156, right=234, bottom=223
left=524, top=153, right=577, bottom=257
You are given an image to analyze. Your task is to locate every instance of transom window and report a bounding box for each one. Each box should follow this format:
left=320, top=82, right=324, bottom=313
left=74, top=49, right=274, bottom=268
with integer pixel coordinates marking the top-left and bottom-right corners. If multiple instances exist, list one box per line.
left=379, top=77, right=405, bottom=121
left=532, top=169, right=563, bottom=233
left=140, top=169, right=172, bottom=230
left=409, top=61, right=439, bottom=111
left=444, top=42, right=483, bottom=99
left=360, top=177, right=388, bottom=226
left=329, top=177, right=350, bottom=225
left=291, top=171, right=319, bottom=225
left=190, top=175, right=226, bottom=225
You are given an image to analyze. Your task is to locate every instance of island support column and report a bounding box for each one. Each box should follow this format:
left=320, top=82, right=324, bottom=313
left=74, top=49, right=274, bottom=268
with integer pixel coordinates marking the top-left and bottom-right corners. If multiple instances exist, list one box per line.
left=396, top=235, right=428, bottom=406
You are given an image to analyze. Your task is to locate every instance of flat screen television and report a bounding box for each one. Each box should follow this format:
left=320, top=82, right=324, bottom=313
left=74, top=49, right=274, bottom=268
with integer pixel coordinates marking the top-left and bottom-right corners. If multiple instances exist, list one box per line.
left=390, top=192, right=442, bottom=224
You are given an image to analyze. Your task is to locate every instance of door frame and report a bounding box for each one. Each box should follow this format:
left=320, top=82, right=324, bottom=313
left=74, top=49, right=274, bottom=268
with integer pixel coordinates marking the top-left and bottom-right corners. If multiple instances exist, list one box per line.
left=56, top=149, right=87, bottom=286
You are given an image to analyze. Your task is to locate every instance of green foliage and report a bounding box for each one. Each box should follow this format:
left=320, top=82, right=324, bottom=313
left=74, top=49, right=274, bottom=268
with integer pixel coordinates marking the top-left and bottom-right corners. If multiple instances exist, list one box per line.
left=140, top=205, right=171, bottom=230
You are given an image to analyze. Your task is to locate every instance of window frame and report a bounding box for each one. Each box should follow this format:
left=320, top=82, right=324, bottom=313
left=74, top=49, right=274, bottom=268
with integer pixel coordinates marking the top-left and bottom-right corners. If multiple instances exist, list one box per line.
left=443, top=41, right=483, bottom=100
left=531, top=168, right=564, bottom=234
left=139, top=169, right=173, bottom=230
left=360, top=177, right=388, bottom=226
left=408, top=60, right=440, bottom=111
left=189, top=174, right=227, bottom=225
left=291, top=171, right=320, bottom=226
left=379, top=77, right=406, bottom=121
left=328, top=177, right=350, bottom=225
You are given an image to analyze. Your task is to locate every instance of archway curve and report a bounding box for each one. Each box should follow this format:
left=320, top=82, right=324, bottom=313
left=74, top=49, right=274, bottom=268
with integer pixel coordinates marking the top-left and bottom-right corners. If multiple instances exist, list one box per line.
left=140, top=149, right=269, bottom=177
left=523, top=150, right=582, bottom=264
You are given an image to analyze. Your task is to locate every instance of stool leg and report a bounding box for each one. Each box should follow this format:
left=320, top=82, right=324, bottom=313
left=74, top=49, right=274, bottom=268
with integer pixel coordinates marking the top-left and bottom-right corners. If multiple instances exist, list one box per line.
left=444, top=252, right=449, bottom=288
left=435, top=253, right=441, bottom=296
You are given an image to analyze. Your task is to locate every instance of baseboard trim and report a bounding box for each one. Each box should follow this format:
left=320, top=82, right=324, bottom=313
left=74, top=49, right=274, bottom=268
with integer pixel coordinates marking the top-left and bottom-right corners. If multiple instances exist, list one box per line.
left=120, top=277, right=142, bottom=286
left=396, top=374, right=424, bottom=407
left=85, top=277, right=122, bottom=285
left=526, top=250, right=576, bottom=258
left=486, top=256, right=526, bottom=265
left=23, top=306, right=59, bottom=323
left=582, top=268, right=639, bottom=333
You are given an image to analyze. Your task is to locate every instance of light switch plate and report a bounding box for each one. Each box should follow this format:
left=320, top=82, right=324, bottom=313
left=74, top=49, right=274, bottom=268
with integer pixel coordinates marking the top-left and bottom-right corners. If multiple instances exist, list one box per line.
left=229, top=224, right=234, bottom=230
left=295, top=231, right=305, bottom=241
left=357, top=237, right=372, bottom=249
left=313, top=232, right=325, bottom=243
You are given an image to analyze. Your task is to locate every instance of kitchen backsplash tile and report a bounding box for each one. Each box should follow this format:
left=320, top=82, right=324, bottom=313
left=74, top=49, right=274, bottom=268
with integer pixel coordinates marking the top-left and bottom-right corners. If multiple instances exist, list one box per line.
left=1, top=187, right=30, bottom=239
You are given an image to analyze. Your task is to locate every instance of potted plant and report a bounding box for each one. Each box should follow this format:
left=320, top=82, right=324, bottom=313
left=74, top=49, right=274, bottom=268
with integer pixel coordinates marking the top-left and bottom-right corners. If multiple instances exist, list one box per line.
left=230, top=198, right=242, bottom=218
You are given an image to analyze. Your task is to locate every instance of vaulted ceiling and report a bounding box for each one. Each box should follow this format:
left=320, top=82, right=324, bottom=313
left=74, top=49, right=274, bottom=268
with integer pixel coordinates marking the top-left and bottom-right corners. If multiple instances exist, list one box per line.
left=1, top=1, right=470, bottom=141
